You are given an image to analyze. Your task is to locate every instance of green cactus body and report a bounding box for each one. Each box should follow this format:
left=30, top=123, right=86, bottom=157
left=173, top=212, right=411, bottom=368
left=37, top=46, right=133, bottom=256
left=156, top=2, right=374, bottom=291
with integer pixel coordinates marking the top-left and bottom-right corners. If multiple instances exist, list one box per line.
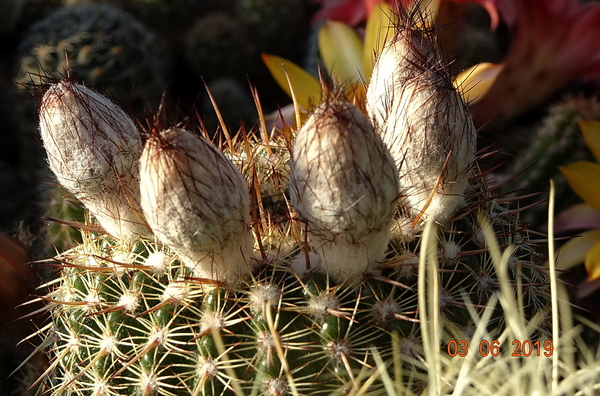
left=44, top=186, right=86, bottom=252
left=37, top=169, right=550, bottom=395
left=15, top=2, right=169, bottom=111
left=34, top=112, right=551, bottom=394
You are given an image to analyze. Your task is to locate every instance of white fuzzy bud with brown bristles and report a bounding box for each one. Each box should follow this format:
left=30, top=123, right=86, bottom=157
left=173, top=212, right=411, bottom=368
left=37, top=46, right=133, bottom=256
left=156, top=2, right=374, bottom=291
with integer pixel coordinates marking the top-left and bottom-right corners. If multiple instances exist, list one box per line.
left=39, top=81, right=147, bottom=239
left=139, top=128, right=253, bottom=283
left=366, top=16, right=477, bottom=232
left=290, top=101, right=399, bottom=283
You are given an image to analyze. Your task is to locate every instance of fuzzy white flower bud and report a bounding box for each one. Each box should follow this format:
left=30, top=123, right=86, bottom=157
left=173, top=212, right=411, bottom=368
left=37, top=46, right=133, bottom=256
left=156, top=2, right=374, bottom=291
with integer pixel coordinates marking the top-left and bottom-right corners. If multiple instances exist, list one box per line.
left=139, top=128, right=253, bottom=283
left=366, top=20, right=476, bottom=231
left=290, top=101, right=399, bottom=283
left=39, top=81, right=147, bottom=239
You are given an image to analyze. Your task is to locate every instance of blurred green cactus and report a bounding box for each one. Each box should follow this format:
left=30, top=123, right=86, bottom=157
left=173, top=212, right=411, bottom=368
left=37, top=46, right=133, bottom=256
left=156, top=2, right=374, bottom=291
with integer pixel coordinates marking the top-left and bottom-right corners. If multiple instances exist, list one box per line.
left=185, top=12, right=255, bottom=82
left=14, top=2, right=169, bottom=111
left=502, top=96, right=600, bottom=224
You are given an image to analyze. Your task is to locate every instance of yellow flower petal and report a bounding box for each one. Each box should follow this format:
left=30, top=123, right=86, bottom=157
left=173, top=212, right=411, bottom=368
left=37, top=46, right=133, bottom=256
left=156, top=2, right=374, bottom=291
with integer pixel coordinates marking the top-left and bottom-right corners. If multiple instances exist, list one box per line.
left=585, top=240, right=600, bottom=280
left=556, top=229, right=600, bottom=271
left=262, top=53, right=321, bottom=109
left=580, top=120, right=600, bottom=163
left=453, top=62, right=503, bottom=105
left=560, top=161, right=600, bottom=213
left=363, top=2, right=398, bottom=81
left=318, top=20, right=365, bottom=84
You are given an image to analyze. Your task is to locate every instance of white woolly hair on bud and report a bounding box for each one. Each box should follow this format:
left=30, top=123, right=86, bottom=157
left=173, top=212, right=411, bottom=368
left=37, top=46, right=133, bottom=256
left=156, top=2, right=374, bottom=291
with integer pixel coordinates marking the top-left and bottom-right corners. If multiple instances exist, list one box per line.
left=39, top=81, right=147, bottom=239
left=139, top=127, right=253, bottom=283
left=290, top=100, right=399, bottom=283
left=366, top=8, right=477, bottom=233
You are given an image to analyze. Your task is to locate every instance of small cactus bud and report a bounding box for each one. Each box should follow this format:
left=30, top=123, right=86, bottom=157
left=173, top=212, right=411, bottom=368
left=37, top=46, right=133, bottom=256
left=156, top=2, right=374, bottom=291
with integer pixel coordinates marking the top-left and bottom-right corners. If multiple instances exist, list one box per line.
left=39, top=81, right=147, bottom=239
left=139, top=128, right=253, bottom=283
left=366, top=18, right=477, bottom=231
left=290, top=101, right=399, bottom=283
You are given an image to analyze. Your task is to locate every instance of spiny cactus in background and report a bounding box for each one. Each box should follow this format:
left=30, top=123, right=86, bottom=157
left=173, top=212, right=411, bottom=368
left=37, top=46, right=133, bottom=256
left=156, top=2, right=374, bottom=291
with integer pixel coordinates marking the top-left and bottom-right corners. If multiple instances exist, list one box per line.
left=185, top=12, right=255, bottom=83
left=502, top=96, right=600, bottom=225
left=15, top=2, right=169, bottom=112
left=124, top=0, right=207, bottom=31
left=28, top=10, right=553, bottom=396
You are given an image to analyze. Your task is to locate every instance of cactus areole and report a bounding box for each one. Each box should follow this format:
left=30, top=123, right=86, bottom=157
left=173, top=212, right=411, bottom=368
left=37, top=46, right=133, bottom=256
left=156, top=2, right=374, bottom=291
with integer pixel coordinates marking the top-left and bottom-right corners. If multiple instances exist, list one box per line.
left=32, top=13, right=550, bottom=395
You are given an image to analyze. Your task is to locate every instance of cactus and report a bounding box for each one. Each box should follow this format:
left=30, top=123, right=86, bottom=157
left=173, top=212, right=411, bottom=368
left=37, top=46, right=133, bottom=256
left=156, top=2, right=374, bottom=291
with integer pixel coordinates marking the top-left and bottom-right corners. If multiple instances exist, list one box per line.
left=185, top=12, right=255, bottom=82
left=15, top=2, right=169, bottom=112
left=43, top=186, right=86, bottom=252
left=28, top=10, right=554, bottom=395
left=39, top=81, right=148, bottom=240
left=30, top=90, right=551, bottom=395
left=501, top=95, right=600, bottom=225
left=366, top=11, right=477, bottom=232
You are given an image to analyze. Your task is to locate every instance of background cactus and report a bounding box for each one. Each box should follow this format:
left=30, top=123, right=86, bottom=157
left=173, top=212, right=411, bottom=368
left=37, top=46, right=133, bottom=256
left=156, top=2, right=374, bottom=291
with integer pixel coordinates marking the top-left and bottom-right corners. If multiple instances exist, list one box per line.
left=3, top=1, right=600, bottom=394
left=184, top=12, right=255, bottom=84
left=200, top=78, right=258, bottom=134
left=14, top=2, right=169, bottom=113
left=500, top=95, right=600, bottom=226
